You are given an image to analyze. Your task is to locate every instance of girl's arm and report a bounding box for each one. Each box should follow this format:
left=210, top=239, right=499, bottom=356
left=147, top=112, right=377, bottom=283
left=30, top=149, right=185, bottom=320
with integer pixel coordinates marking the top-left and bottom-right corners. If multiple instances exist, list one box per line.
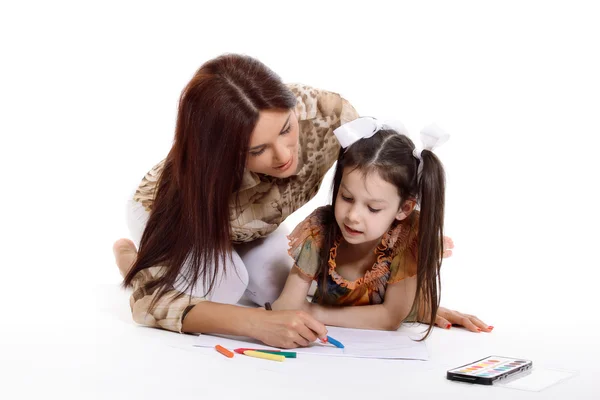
left=310, top=276, right=418, bottom=331
left=271, top=268, right=313, bottom=311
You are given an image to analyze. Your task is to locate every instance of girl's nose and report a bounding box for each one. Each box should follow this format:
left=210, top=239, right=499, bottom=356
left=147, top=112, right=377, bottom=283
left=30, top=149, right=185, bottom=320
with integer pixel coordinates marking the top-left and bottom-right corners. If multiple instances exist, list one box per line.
left=347, top=205, right=360, bottom=223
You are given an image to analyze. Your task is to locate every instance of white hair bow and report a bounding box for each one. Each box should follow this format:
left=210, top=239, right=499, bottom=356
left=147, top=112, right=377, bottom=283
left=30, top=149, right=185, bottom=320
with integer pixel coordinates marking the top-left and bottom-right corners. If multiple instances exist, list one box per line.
left=333, top=117, right=409, bottom=149
left=412, top=123, right=450, bottom=160
left=412, top=123, right=450, bottom=180
left=333, top=117, right=450, bottom=179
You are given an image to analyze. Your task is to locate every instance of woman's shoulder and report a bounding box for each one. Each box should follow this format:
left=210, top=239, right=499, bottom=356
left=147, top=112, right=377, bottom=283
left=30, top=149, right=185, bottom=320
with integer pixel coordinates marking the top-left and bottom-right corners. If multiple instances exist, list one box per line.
left=286, top=83, right=358, bottom=124
left=132, top=159, right=167, bottom=212
left=278, top=85, right=358, bottom=214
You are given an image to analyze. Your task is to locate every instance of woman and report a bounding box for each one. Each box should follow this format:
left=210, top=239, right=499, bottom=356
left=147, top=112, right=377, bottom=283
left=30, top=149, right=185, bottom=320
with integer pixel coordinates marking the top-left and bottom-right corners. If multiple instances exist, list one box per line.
left=115, top=54, right=489, bottom=349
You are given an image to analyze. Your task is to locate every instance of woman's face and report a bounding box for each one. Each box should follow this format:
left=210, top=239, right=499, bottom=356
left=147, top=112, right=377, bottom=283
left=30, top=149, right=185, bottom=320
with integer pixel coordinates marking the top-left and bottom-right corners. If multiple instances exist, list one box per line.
left=246, top=109, right=300, bottom=178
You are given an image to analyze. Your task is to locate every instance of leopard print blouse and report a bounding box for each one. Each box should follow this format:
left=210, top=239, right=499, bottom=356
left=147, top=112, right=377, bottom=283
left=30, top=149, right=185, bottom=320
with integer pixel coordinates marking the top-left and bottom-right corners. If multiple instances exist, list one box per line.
left=128, top=84, right=359, bottom=333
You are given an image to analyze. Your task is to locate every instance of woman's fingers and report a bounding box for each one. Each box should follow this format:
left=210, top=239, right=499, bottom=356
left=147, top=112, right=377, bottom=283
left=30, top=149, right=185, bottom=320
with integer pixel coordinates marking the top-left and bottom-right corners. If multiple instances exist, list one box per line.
left=299, top=311, right=328, bottom=340
left=294, top=319, right=319, bottom=345
left=258, top=310, right=326, bottom=348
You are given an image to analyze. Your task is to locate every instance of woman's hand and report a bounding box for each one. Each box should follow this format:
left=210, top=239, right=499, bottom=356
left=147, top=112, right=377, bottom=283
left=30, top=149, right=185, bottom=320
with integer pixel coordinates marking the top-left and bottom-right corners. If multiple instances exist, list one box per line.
left=252, top=309, right=328, bottom=349
left=432, top=307, right=493, bottom=333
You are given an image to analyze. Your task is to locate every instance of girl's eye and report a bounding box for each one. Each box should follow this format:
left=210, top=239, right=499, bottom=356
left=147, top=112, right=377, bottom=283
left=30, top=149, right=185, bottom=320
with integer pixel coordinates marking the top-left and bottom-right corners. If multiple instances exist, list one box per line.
left=250, top=148, right=266, bottom=157
left=341, top=194, right=353, bottom=202
left=368, top=207, right=381, bottom=213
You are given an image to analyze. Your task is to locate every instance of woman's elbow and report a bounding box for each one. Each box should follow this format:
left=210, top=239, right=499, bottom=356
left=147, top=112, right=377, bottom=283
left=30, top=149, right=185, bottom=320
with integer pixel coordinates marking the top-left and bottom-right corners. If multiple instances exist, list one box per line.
left=130, top=296, right=156, bottom=326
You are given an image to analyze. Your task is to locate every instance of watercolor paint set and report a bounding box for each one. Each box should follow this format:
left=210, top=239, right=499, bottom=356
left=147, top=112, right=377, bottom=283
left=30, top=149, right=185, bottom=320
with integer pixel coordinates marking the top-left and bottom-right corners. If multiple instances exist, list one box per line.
left=447, top=355, right=533, bottom=385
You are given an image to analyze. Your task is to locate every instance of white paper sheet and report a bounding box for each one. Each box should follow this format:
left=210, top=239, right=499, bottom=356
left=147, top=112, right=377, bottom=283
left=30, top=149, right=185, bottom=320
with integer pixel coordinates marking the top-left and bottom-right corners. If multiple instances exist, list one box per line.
left=194, top=326, right=429, bottom=360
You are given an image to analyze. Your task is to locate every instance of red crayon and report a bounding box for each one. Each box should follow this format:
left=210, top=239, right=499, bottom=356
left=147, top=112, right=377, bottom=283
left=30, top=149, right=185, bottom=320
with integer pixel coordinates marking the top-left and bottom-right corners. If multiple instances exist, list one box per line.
left=234, top=348, right=281, bottom=355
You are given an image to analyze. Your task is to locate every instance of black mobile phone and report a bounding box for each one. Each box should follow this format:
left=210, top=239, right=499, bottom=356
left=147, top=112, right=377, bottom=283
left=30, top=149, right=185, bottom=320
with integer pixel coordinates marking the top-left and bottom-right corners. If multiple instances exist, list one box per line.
left=447, top=355, right=533, bottom=385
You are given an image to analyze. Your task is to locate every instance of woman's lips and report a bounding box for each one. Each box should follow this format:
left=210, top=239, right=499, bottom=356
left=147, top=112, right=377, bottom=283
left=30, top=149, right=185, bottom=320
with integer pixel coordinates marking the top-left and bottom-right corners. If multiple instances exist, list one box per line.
left=275, top=156, right=293, bottom=171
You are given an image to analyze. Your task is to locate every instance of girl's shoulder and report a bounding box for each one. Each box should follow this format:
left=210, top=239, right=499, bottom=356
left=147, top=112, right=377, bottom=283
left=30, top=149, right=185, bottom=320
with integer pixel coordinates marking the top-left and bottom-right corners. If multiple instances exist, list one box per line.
left=384, top=211, right=420, bottom=256
left=386, top=211, right=421, bottom=284
left=286, top=205, right=333, bottom=279
left=288, top=205, right=333, bottom=248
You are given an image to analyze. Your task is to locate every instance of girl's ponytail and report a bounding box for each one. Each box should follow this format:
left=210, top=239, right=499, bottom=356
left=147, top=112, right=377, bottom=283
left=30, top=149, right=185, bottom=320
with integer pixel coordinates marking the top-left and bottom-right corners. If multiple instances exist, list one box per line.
left=414, top=150, right=445, bottom=340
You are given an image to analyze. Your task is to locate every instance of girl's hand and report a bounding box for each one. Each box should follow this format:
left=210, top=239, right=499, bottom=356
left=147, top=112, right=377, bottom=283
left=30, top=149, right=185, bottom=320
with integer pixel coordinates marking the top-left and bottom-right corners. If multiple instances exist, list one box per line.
left=253, top=309, right=328, bottom=349
left=433, top=307, right=493, bottom=333
left=443, top=236, right=454, bottom=258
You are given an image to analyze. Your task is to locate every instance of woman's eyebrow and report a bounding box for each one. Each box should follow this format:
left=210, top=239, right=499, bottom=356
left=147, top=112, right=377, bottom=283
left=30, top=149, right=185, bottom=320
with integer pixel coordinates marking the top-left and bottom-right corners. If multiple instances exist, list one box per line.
left=249, top=113, right=292, bottom=151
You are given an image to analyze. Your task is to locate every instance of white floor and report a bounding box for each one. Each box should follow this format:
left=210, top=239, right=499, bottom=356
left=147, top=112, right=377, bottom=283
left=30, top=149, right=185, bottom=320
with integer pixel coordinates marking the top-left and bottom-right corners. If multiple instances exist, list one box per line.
left=9, top=283, right=587, bottom=399
left=2, top=281, right=597, bottom=399
left=2, top=2, right=600, bottom=399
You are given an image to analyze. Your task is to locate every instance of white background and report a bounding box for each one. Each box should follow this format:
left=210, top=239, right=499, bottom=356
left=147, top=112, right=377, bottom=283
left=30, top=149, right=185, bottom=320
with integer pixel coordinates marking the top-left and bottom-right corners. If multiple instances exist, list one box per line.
left=1, top=1, right=599, bottom=398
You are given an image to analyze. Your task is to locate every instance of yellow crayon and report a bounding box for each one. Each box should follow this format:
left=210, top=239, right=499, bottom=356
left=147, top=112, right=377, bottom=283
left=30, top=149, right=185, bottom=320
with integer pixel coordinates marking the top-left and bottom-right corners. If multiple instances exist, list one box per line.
left=243, top=350, right=285, bottom=362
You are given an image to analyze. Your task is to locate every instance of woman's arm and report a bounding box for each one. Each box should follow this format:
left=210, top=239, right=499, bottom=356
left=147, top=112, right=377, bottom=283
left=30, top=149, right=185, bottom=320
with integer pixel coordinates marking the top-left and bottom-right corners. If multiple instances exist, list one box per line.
left=129, top=266, right=328, bottom=348
left=182, top=301, right=328, bottom=348
left=310, top=276, right=418, bottom=331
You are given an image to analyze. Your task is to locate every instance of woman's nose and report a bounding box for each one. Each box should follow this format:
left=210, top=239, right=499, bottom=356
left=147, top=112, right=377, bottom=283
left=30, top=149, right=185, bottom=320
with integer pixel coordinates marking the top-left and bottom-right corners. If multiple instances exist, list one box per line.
left=272, top=142, right=288, bottom=163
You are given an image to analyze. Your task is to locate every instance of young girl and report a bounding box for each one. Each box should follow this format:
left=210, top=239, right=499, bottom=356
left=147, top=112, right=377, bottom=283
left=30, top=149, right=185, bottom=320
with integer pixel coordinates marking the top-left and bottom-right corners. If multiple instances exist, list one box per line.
left=272, top=117, right=490, bottom=339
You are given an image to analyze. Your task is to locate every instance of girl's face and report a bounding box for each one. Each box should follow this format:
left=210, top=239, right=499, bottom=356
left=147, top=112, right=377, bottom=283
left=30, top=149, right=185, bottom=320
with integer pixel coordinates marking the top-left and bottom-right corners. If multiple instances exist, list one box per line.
left=246, top=109, right=300, bottom=178
left=334, top=167, right=412, bottom=245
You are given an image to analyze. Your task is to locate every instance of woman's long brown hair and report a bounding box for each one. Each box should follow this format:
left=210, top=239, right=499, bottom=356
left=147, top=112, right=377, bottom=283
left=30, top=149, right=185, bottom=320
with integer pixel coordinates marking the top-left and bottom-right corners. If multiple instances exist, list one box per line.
left=319, top=129, right=445, bottom=340
left=123, top=54, right=296, bottom=311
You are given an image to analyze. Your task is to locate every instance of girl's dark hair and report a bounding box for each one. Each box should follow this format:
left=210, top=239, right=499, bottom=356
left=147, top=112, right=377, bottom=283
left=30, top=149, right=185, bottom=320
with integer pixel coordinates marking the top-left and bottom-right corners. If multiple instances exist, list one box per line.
left=123, top=54, right=297, bottom=310
left=319, top=129, right=446, bottom=340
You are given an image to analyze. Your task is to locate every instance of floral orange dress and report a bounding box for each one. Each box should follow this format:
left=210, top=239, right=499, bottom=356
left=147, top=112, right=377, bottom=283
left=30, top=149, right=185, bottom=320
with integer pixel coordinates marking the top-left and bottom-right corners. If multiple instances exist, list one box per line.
left=288, top=205, right=420, bottom=307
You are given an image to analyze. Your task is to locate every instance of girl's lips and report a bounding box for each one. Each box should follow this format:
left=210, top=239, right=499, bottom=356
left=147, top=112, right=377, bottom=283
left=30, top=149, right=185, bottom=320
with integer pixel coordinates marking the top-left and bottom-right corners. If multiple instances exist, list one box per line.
left=344, top=224, right=362, bottom=235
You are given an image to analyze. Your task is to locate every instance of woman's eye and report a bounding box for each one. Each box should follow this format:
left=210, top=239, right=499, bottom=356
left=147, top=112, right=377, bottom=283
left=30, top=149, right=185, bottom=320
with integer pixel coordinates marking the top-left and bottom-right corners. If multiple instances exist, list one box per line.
left=280, top=125, right=292, bottom=135
left=250, top=148, right=266, bottom=156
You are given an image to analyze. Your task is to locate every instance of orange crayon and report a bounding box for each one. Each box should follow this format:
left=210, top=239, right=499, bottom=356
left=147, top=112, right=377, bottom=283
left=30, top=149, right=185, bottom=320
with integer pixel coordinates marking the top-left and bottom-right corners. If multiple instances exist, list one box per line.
left=215, top=345, right=234, bottom=358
